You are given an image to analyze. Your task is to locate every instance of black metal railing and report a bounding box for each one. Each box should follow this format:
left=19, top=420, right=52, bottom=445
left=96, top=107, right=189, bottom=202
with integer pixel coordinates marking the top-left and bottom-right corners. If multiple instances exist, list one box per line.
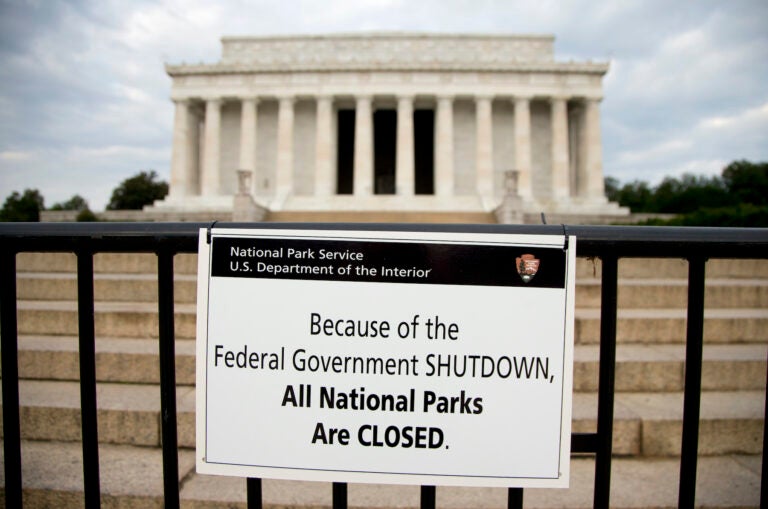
left=1, top=222, right=767, bottom=509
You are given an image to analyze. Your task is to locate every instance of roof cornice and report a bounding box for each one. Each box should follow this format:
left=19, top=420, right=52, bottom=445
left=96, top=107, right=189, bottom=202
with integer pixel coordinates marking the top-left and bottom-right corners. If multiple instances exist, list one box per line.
left=165, top=62, right=610, bottom=76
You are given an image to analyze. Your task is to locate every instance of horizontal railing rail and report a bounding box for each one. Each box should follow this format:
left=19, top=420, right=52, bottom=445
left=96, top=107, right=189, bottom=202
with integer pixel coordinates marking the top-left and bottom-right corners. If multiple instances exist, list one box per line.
left=1, top=222, right=767, bottom=509
left=1, top=222, right=767, bottom=257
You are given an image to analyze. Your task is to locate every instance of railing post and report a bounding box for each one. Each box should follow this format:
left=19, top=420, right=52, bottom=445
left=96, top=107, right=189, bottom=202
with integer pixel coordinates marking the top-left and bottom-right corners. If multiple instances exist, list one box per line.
left=0, top=249, right=22, bottom=508
left=77, top=247, right=101, bottom=508
left=594, top=254, right=618, bottom=509
left=762, top=353, right=768, bottom=508
left=508, top=487, right=523, bottom=509
left=247, top=477, right=262, bottom=509
left=420, top=485, right=436, bottom=509
left=333, top=482, right=348, bottom=509
left=158, top=249, right=180, bottom=508
left=678, top=256, right=706, bottom=508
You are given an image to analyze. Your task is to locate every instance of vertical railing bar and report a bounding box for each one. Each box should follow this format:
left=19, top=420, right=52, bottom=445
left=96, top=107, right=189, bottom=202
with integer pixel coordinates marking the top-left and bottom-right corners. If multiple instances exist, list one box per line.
left=678, top=256, right=706, bottom=509
left=761, top=349, right=768, bottom=509
left=332, top=482, right=348, bottom=509
left=0, top=249, right=22, bottom=508
left=77, top=247, right=101, bottom=508
left=593, top=254, right=618, bottom=509
left=158, top=249, right=180, bottom=508
left=247, top=477, right=263, bottom=509
left=420, top=485, right=436, bottom=509
left=507, top=487, right=523, bottom=509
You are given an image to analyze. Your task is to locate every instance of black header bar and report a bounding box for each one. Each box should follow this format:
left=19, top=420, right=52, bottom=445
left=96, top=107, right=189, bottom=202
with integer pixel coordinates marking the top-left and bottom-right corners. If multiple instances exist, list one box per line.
left=211, top=235, right=566, bottom=289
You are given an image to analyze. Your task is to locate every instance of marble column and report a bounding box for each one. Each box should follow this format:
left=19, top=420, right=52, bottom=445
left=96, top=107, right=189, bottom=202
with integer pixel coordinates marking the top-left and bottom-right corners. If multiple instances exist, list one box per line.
left=276, top=96, right=295, bottom=197
left=201, top=98, right=222, bottom=196
left=169, top=99, right=191, bottom=198
left=475, top=95, right=494, bottom=196
left=238, top=98, right=258, bottom=192
left=513, top=96, right=533, bottom=199
left=187, top=106, right=200, bottom=195
left=550, top=96, right=570, bottom=199
left=435, top=95, right=454, bottom=197
left=583, top=98, right=605, bottom=199
left=314, top=95, right=334, bottom=197
left=354, top=95, right=374, bottom=196
left=396, top=95, right=415, bottom=196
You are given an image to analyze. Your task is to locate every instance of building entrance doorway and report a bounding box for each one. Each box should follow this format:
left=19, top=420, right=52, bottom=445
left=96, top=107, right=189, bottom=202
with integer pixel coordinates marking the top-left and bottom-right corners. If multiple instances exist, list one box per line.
left=336, top=109, right=355, bottom=194
left=414, top=109, right=435, bottom=195
left=374, top=110, right=396, bottom=194
left=335, top=107, right=435, bottom=195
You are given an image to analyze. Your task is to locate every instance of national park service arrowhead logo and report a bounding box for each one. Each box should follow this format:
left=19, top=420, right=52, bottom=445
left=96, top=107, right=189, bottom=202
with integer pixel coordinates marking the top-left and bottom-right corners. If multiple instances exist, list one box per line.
left=516, top=253, right=540, bottom=283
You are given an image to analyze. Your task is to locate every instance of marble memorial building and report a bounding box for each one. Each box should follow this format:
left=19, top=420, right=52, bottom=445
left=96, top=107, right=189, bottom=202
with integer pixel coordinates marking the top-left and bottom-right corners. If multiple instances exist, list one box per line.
left=151, top=33, right=626, bottom=221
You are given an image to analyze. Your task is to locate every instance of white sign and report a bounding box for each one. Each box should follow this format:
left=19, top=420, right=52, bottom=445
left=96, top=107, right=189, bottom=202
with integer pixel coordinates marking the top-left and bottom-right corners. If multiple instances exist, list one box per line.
left=196, top=228, right=576, bottom=488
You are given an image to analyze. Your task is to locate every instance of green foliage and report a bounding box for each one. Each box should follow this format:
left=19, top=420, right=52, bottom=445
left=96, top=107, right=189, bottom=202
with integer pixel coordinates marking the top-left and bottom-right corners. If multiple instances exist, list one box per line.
left=612, top=180, right=654, bottom=212
left=50, top=194, right=89, bottom=211
left=604, top=177, right=619, bottom=202
left=50, top=193, right=98, bottom=221
left=635, top=204, right=768, bottom=227
left=652, top=174, right=729, bottom=213
left=0, top=188, right=45, bottom=221
left=106, top=170, right=168, bottom=210
left=76, top=208, right=99, bottom=222
left=722, top=160, right=768, bottom=206
left=607, top=160, right=768, bottom=215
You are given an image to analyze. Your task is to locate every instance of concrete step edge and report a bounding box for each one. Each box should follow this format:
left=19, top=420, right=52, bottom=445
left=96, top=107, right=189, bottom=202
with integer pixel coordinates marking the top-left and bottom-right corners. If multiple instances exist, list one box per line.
left=6, top=380, right=763, bottom=456
left=15, top=301, right=768, bottom=317
left=2, top=440, right=761, bottom=508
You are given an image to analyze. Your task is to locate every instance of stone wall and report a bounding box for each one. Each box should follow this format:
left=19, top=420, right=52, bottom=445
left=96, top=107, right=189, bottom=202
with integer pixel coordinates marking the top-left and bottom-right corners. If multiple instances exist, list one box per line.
left=220, top=33, right=556, bottom=69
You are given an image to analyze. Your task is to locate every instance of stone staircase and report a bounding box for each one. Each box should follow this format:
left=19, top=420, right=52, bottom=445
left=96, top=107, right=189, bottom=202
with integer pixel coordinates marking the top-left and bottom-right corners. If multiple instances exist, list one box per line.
left=1, top=253, right=766, bottom=508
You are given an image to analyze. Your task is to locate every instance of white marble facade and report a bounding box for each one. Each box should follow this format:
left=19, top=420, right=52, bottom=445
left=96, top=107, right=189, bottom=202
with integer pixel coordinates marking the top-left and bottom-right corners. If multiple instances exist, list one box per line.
left=154, top=33, right=624, bottom=216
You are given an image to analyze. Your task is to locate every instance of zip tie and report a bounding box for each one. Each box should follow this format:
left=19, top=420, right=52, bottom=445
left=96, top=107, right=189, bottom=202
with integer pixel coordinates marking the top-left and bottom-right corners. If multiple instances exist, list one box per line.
left=562, top=224, right=569, bottom=251
left=207, top=220, right=219, bottom=244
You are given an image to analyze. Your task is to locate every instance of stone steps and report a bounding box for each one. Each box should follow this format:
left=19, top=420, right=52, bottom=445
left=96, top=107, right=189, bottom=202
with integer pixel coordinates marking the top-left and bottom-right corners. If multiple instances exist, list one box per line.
left=3, top=380, right=196, bottom=448
left=15, top=253, right=199, bottom=275
left=5, top=252, right=765, bottom=507
left=1, top=440, right=760, bottom=508
left=14, top=300, right=768, bottom=344
left=16, top=335, right=197, bottom=385
left=16, top=272, right=198, bottom=303
left=576, top=308, right=768, bottom=344
left=574, top=343, right=768, bottom=392
left=16, top=272, right=768, bottom=308
left=577, top=278, right=768, bottom=308
left=12, top=335, right=767, bottom=393
left=1, top=380, right=763, bottom=458
left=15, top=300, right=197, bottom=339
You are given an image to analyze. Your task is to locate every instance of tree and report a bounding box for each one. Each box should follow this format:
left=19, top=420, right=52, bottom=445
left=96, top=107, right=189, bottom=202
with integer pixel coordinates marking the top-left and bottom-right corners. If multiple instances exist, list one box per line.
left=604, top=177, right=620, bottom=202
left=76, top=208, right=99, bottom=222
left=606, top=161, right=767, bottom=213
left=49, top=194, right=99, bottom=221
left=0, top=189, right=45, bottom=221
left=107, top=170, right=168, bottom=210
left=613, top=180, right=654, bottom=212
left=651, top=174, right=730, bottom=213
left=50, top=194, right=89, bottom=211
left=722, top=160, right=768, bottom=206
left=608, top=159, right=768, bottom=227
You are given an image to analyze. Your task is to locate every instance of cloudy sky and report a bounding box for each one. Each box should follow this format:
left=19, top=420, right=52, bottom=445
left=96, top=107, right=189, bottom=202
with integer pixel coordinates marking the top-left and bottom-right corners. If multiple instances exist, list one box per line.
left=1, top=0, right=766, bottom=210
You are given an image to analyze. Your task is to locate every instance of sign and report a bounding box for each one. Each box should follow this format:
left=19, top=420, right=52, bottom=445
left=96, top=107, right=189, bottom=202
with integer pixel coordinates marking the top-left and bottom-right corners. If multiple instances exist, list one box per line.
left=196, top=228, right=576, bottom=488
